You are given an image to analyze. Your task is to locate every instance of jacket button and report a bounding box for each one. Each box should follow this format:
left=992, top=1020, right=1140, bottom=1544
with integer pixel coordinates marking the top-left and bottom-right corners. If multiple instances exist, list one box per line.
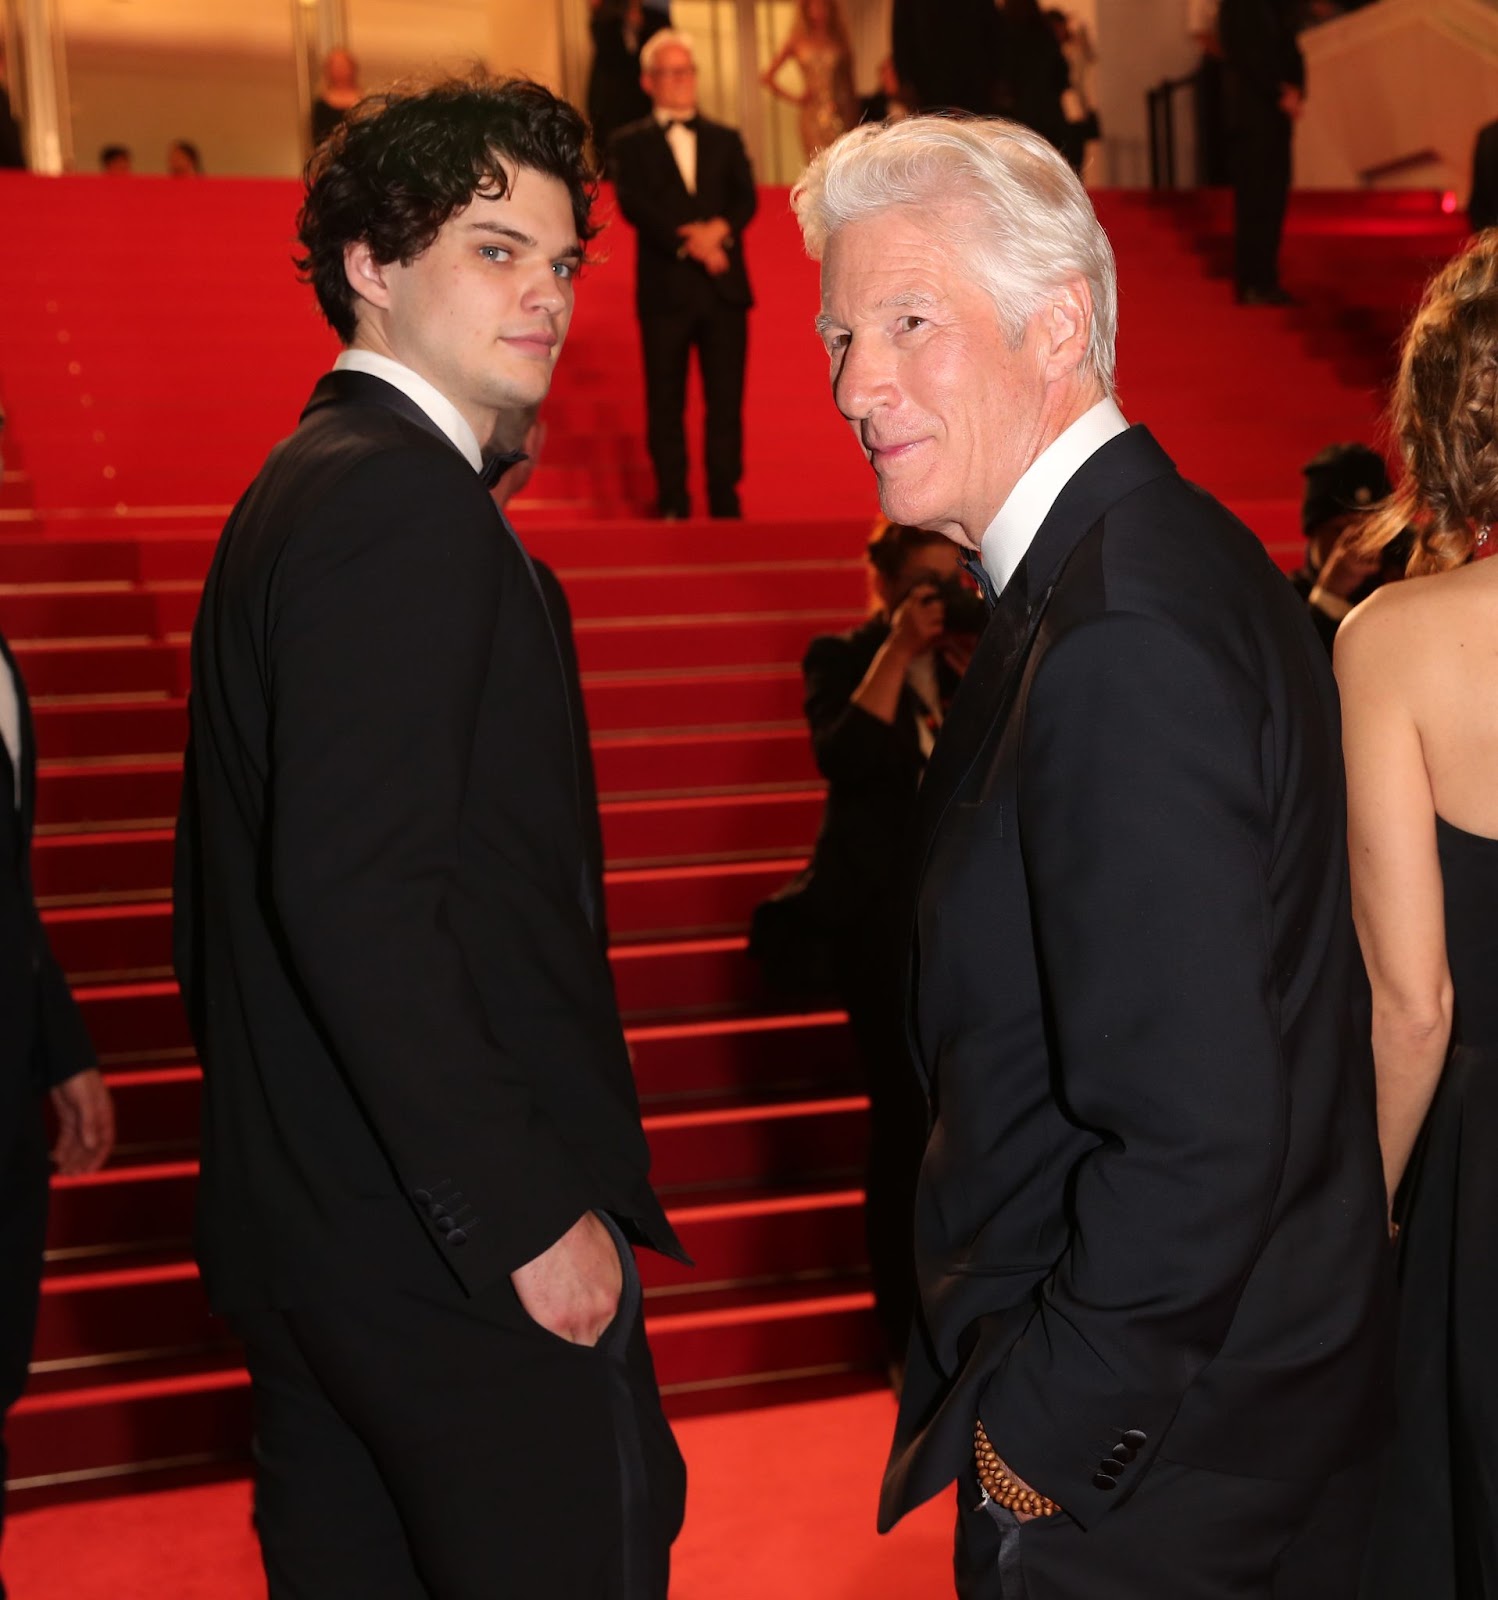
left=1096, top=1458, right=1124, bottom=1478
left=413, top=1189, right=432, bottom=1204
left=447, top=1228, right=468, bottom=1246
left=435, top=1216, right=455, bottom=1233
left=1121, top=1429, right=1147, bottom=1447
left=1092, top=1472, right=1117, bottom=1491
left=1112, top=1444, right=1136, bottom=1463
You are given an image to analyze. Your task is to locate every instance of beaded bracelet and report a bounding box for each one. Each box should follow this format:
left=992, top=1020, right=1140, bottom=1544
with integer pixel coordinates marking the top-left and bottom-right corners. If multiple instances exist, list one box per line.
left=975, top=1420, right=1060, bottom=1518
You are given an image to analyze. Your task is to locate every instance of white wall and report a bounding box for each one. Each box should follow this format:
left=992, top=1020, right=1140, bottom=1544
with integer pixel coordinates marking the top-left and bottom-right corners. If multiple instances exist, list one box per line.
left=1092, top=0, right=1198, bottom=187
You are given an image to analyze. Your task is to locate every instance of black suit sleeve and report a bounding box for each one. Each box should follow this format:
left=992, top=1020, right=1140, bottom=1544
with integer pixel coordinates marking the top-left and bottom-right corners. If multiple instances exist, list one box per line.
left=265, top=448, right=595, bottom=1292
left=803, top=634, right=920, bottom=787
left=982, top=612, right=1282, bottom=1527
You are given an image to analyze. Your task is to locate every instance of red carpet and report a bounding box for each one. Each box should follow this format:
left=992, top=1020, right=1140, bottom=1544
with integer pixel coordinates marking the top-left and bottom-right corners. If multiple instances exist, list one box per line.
left=2, top=1390, right=954, bottom=1599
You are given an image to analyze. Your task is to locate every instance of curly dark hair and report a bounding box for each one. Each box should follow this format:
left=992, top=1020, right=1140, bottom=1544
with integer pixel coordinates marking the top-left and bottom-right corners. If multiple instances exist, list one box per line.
left=296, top=73, right=599, bottom=344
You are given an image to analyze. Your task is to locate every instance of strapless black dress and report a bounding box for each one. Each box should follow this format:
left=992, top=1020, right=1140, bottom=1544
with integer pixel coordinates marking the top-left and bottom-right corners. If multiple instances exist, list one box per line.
left=1363, top=817, right=1498, bottom=1597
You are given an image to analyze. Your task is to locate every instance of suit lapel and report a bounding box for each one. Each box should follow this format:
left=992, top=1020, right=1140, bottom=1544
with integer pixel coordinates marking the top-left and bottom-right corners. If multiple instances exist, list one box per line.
left=899, top=424, right=1181, bottom=1089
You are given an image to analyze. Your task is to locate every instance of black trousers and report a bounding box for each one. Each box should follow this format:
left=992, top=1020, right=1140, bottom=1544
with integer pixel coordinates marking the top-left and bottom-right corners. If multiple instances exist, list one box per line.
left=1231, top=102, right=1293, bottom=294
left=639, top=303, right=747, bottom=517
left=0, top=1104, right=49, bottom=1600
left=231, top=1215, right=685, bottom=1600
left=954, top=1454, right=1377, bottom=1600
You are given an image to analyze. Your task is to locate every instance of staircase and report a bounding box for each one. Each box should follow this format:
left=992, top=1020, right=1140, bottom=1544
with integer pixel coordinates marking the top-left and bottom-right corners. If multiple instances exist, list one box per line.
left=0, top=172, right=1462, bottom=1505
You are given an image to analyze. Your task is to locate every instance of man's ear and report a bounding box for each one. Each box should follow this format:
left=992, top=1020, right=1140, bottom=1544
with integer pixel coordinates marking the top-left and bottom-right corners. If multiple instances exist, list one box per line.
left=344, top=240, right=393, bottom=314
left=1040, top=276, right=1093, bottom=382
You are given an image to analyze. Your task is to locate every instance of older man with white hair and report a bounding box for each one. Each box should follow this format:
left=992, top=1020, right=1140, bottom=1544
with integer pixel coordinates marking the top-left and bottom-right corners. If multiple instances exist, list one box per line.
left=795, top=118, right=1391, bottom=1598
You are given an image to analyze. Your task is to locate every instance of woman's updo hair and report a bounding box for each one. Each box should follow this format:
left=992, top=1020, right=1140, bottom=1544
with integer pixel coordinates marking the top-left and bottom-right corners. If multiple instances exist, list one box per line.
left=1365, top=230, right=1498, bottom=574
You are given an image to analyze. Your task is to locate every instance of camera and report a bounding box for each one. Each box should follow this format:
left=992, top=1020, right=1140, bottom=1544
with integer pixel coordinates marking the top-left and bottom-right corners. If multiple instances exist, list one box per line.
left=930, top=575, right=989, bottom=636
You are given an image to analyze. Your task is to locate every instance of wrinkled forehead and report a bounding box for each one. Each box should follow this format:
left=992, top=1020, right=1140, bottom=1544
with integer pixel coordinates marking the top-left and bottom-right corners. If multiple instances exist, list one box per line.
left=818, top=202, right=992, bottom=316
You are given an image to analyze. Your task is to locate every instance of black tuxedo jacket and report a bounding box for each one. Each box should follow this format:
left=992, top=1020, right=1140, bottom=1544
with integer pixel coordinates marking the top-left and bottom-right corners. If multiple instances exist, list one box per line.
left=1219, top=0, right=1306, bottom=108
left=609, top=114, right=756, bottom=317
left=880, top=426, right=1391, bottom=1531
left=173, top=371, right=681, bottom=1314
left=0, top=630, right=96, bottom=1144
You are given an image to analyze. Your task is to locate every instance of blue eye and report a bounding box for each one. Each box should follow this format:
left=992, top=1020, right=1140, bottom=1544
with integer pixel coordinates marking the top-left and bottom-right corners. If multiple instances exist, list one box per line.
left=553, top=261, right=577, bottom=281
left=479, top=245, right=510, bottom=262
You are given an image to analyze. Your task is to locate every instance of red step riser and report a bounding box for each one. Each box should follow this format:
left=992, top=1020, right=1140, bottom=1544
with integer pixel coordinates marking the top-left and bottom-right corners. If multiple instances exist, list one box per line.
left=574, top=615, right=859, bottom=673
left=34, top=1199, right=870, bottom=1368
left=32, top=812, right=818, bottom=903
left=12, top=642, right=188, bottom=699
left=46, top=1105, right=867, bottom=1259
left=14, top=619, right=852, bottom=699
left=54, top=907, right=763, bottom=1012
left=0, top=520, right=874, bottom=586
left=100, top=1010, right=857, bottom=1124
left=35, top=733, right=814, bottom=830
left=24, top=675, right=807, bottom=764
left=2, top=568, right=860, bottom=638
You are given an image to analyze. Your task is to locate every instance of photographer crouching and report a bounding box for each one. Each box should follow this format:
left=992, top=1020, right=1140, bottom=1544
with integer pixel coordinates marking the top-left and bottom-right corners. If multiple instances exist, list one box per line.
left=752, top=519, right=984, bottom=1383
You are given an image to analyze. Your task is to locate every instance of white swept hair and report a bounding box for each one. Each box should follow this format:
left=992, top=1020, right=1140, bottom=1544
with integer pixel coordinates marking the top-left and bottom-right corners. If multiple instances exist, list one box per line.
left=792, top=116, right=1118, bottom=395
left=640, top=29, right=697, bottom=74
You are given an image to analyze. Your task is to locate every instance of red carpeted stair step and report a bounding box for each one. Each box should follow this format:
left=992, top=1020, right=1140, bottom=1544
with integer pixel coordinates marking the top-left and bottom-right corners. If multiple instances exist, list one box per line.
left=31, top=791, right=824, bottom=895
left=32, top=1190, right=870, bottom=1379
left=24, top=672, right=808, bottom=763
left=33, top=733, right=818, bottom=831
left=45, top=1097, right=868, bottom=1261
left=99, top=1012, right=858, bottom=1163
left=11, top=639, right=190, bottom=700
left=574, top=613, right=859, bottom=673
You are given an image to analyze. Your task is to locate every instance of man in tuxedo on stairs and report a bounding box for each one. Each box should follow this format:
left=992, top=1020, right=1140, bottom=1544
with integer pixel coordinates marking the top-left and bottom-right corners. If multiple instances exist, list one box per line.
left=610, top=30, right=756, bottom=520
left=172, top=76, right=684, bottom=1599
left=0, top=477, right=114, bottom=1591
left=795, top=115, right=1391, bottom=1597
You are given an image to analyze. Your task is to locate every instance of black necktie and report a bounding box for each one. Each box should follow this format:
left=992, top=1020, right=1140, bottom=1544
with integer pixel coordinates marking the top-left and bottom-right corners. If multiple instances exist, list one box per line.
left=478, top=449, right=526, bottom=490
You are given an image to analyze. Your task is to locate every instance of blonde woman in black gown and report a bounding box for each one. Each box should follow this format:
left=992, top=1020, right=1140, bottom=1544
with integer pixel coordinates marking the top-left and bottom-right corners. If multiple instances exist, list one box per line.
left=1336, top=231, right=1498, bottom=1597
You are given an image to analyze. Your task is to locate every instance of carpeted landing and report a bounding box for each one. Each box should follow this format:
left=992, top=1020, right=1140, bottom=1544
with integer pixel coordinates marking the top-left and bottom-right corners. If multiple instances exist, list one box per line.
left=2, top=1388, right=954, bottom=1599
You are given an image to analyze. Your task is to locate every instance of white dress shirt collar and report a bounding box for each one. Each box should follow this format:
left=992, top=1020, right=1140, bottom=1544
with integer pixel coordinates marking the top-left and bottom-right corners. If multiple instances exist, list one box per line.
left=979, top=397, right=1130, bottom=597
left=333, top=349, right=484, bottom=473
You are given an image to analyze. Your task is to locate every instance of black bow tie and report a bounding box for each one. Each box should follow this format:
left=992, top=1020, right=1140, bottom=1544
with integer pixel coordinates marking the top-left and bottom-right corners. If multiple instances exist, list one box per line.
left=663, top=115, right=701, bottom=133
left=479, top=450, right=527, bottom=490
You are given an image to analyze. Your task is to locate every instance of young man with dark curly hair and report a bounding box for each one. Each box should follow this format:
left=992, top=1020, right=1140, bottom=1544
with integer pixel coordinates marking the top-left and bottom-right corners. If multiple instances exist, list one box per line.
left=172, top=75, right=686, bottom=1599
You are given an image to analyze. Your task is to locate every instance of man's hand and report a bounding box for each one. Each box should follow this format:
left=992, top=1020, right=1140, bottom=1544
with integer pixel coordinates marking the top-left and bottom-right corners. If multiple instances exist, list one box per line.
left=511, top=1211, right=623, bottom=1346
left=888, top=584, right=946, bottom=661
left=677, top=219, right=732, bottom=265
left=50, top=1068, right=115, bottom=1176
left=1279, top=85, right=1305, bottom=119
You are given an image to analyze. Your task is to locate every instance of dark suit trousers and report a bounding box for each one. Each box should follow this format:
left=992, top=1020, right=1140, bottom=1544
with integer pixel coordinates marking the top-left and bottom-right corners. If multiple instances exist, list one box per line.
left=953, top=1455, right=1377, bottom=1599
left=0, top=1105, right=49, bottom=1597
left=640, top=303, right=747, bottom=517
left=231, top=1217, right=684, bottom=1600
left=1231, top=102, right=1293, bottom=293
